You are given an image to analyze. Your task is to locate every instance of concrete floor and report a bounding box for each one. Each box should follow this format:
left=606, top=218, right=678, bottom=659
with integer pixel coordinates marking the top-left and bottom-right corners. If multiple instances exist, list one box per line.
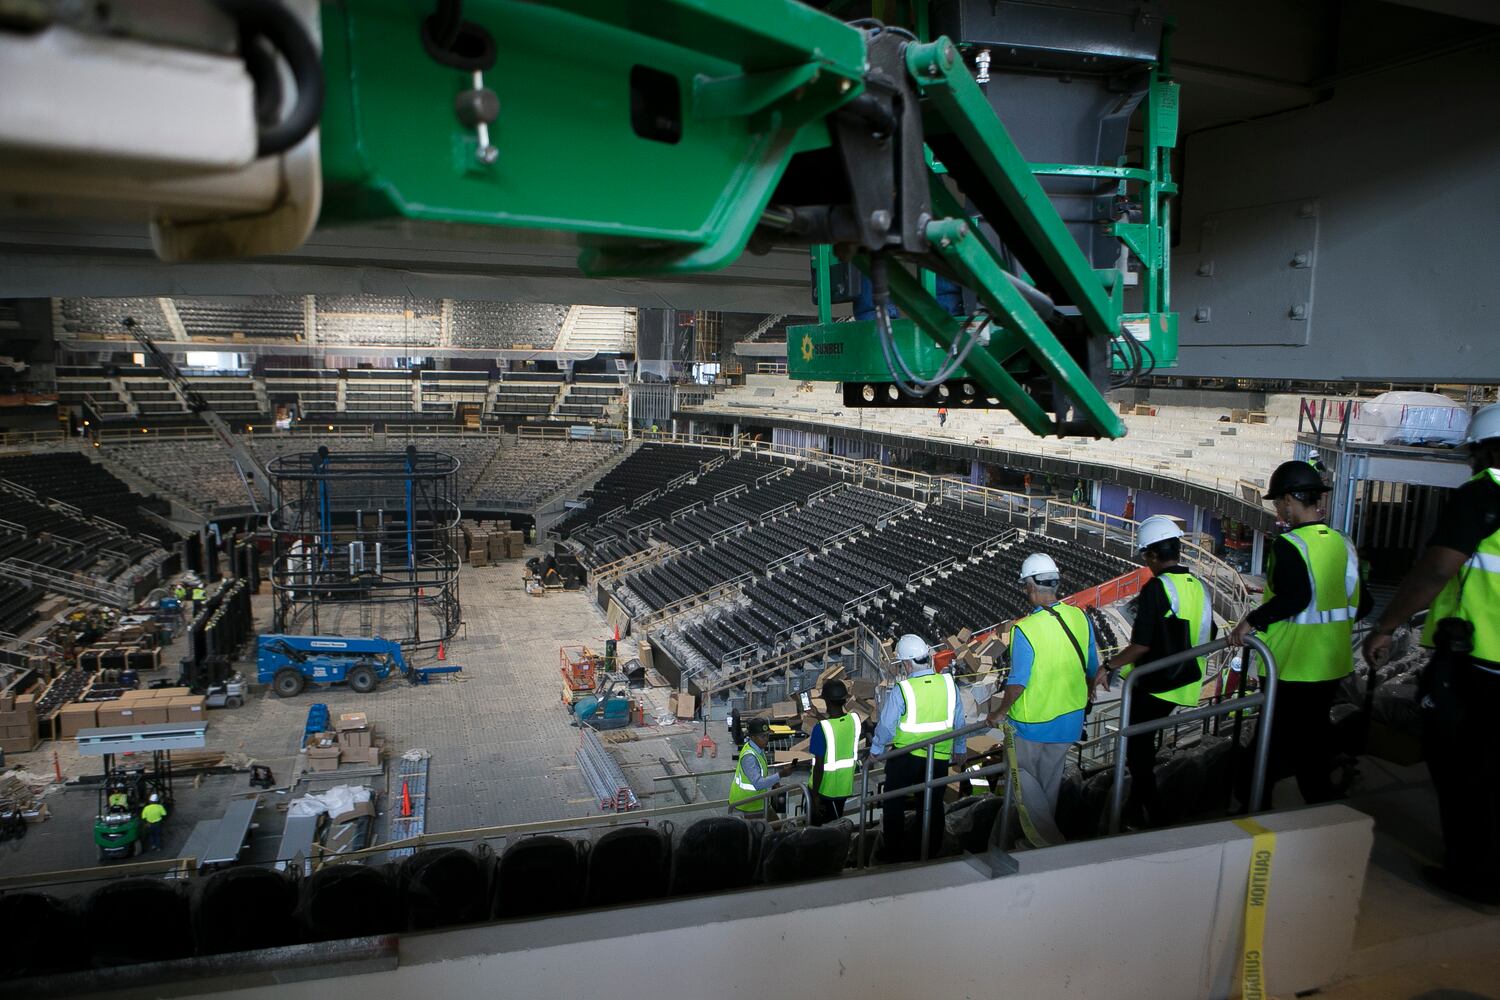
left=0, top=551, right=726, bottom=884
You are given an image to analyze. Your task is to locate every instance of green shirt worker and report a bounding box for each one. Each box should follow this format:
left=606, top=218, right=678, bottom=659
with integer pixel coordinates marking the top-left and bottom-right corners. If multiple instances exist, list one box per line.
left=1363, top=403, right=1500, bottom=905
left=1228, top=460, right=1370, bottom=810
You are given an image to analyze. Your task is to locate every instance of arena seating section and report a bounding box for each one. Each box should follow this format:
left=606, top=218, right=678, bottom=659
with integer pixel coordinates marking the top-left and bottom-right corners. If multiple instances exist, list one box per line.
left=91, top=434, right=624, bottom=514
left=557, top=445, right=1135, bottom=684
left=449, top=301, right=568, bottom=349
left=0, top=453, right=175, bottom=630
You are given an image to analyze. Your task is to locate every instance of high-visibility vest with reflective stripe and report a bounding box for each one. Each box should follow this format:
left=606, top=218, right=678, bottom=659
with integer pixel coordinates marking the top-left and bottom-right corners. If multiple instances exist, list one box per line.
left=728, top=740, right=769, bottom=813
left=1122, top=572, right=1212, bottom=707
left=1423, top=467, right=1500, bottom=663
left=889, top=673, right=957, bottom=759
left=1259, top=523, right=1360, bottom=682
left=141, top=803, right=167, bottom=825
left=1009, top=604, right=1091, bottom=726
left=813, top=713, right=860, bottom=798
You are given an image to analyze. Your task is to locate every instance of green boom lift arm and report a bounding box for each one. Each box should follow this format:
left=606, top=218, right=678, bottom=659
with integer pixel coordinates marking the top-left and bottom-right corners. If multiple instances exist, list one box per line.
left=321, top=0, right=1178, bottom=438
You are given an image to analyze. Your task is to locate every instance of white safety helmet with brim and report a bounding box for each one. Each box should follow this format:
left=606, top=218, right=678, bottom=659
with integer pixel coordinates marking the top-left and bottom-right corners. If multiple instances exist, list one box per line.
left=1136, top=514, right=1184, bottom=552
left=1019, top=552, right=1060, bottom=586
left=895, top=633, right=930, bottom=665
left=1464, top=402, right=1500, bottom=446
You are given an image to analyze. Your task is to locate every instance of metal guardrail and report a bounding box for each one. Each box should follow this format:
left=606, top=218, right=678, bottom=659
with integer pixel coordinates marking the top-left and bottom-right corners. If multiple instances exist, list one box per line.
left=1107, top=636, right=1279, bottom=834
left=758, top=501, right=796, bottom=523
left=767, top=548, right=809, bottom=574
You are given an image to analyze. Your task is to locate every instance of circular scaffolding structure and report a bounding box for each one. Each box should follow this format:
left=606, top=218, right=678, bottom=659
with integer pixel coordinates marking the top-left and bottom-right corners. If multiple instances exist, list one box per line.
left=269, top=446, right=461, bottom=646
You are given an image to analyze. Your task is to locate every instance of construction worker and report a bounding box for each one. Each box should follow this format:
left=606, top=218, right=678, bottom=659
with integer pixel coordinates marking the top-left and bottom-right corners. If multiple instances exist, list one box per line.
left=1097, top=516, right=1215, bottom=828
left=190, top=584, right=206, bottom=614
left=937, top=405, right=948, bottom=428
left=808, top=680, right=860, bottom=826
left=140, top=793, right=167, bottom=851
left=107, top=788, right=128, bottom=811
left=1228, top=460, right=1370, bottom=810
left=988, top=554, right=1098, bottom=847
left=870, top=634, right=966, bottom=860
left=728, top=718, right=792, bottom=818
left=172, top=583, right=186, bottom=603
left=1363, top=402, right=1500, bottom=905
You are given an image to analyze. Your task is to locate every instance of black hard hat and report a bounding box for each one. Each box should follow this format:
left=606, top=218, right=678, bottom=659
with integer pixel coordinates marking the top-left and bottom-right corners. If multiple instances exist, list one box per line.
left=746, top=718, right=771, bottom=735
left=822, top=679, right=848, bottom=703
left=1264, top=460, right=1329, bottom=500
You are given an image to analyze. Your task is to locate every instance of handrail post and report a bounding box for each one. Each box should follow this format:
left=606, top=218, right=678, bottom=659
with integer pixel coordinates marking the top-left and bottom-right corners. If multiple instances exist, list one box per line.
left=857, top=754, right=870, bottom=868
left=920, top=750, right=935, bottom=862
left=1245, top=636, right=1277, bottom=813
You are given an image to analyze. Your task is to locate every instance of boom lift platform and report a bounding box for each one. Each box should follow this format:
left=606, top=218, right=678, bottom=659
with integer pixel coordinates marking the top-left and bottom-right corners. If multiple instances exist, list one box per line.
left=0, top=0, right=1179, bottom=437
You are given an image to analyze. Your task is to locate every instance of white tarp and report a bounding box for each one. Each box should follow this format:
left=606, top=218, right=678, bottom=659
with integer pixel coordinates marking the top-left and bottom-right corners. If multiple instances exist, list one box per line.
left=1348, top=391, right=1469, bottom=446
left=287, top=784, right=372, bottom=819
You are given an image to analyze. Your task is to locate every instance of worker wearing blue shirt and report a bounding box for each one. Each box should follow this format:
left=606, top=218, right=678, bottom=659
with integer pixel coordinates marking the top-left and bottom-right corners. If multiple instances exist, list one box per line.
left=871, top=634, right=967, bottom=860
left=728, top=718, right=792, bottom=817
left=988, top=554, right=1099, bottom=847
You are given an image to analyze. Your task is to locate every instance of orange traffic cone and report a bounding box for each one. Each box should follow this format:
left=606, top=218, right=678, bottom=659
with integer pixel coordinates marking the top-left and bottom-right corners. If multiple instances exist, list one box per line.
left=401, top=780, right=412, bottom=817
left=437, top=642, right=445, bottom=661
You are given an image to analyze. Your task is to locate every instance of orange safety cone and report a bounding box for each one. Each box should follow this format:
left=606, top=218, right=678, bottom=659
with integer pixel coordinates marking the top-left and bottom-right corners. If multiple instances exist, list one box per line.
left=401, top=780, right=413, bottom=818
left=437, top=642, right=445, bottom=661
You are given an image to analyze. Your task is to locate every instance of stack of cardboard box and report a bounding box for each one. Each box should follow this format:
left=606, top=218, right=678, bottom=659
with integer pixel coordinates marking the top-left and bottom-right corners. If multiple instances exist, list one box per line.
left=0, top=693, right=39, bottom=754
left=303, top=711, right=383, bottom=772
left=94, top=688, right=206, bottom=729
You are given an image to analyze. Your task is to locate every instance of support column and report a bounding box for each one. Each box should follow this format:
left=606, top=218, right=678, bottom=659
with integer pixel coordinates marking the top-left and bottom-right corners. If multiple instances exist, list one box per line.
left=1251, top=531, right=1266, bottom=576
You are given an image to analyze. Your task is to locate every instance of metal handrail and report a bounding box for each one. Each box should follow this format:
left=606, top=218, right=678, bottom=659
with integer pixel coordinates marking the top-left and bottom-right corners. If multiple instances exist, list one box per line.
left=1107, top=635, right=1279, bottom=834
left=857, top=719, right=996, bottom=865
left=726, top=774, right=811, bottom=823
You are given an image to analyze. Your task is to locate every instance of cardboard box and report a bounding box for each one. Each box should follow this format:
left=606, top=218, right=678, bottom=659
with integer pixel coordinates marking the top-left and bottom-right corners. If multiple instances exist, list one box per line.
left=338, top=728, right=371, bottom=749
left=2, top=723, right=35, bottom=739
left=668, top=691, right=696, bottom=720
left=469, top=547, right=488, bottom=567
left=58, top=703, right=98, bottom=737
left=0, top=708, right=34, bottom=727
left=494, top=520, right=511, bottom=533
left=0, top=736, right=38, bottom=754
left=97, top=706, right=135, bottom=727
left=307, top=752, right=341, bottom=772
left=15, top=692, right=35, bottom=709
left=131, top=703, right=169, bottom=726
left=335, top=712, right=368, bottom=731
left=0, top=694, right=13, bottom=712
left=117, top=689, right=154, bottom=703
left=338, top=746, right=381, bottom=767
left=166, top=696, right=205, bottom=723
left=153, top=687, right=190, bottom=699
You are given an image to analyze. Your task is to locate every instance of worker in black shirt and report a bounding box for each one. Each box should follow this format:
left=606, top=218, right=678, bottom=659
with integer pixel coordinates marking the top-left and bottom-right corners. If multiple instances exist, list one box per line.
left=1097, top=516, right=1215, bottom=827
left=1228, top=460, right=1371, bottom=810
left=1363, top=402, right=1500, bottom=905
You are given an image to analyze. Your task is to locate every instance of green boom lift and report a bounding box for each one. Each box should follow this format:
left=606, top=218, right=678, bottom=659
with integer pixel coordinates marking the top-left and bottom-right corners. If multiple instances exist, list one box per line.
left=317, top=0, right=1179, bottom=437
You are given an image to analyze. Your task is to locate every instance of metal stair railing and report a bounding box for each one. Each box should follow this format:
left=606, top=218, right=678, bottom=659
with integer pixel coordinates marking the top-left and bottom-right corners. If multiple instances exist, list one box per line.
left=0, top=557, right=134, bottom=607
left=855, top=719, right=1003, bottom=866
left=1106, top=636, right=1279, bottom=834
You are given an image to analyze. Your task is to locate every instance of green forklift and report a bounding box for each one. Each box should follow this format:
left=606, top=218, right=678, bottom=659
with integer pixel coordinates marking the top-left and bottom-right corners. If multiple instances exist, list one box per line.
left=92, top=750, right=175, bottom=862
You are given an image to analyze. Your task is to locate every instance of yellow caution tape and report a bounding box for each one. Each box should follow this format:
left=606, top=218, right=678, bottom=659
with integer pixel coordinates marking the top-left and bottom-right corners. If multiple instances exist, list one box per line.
left=1234, top=818, right=1277, bottom=1000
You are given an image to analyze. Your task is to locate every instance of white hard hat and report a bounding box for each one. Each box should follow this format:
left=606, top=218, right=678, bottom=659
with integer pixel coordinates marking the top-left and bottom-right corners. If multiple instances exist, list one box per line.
left=1019, top=552, right=1060, bottom=584
left=895, top=633, right=931, bottom=664
left=1464, top=402, right=1500, bottom=445
left=149, top=793, right=159, bottom=803
left=1136, top=514, right=1184, bottom=552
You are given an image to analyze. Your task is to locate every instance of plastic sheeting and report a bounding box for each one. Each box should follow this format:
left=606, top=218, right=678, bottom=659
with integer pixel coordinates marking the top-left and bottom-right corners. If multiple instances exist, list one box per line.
left=1348, top=391, right=1470, bottom=445
left=288, top=784, right=372, bottom=819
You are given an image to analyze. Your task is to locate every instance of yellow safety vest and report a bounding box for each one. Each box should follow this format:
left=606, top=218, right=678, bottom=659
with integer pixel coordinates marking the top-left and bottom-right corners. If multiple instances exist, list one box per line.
left=1259, top=524, right=1360, bottom=682
left=1422, top=467, right=1500, bottom=663
left=1122, top=571, right=1212, bottom=707
left=1009, top=604, right=1091, bottom=725
left=728, top=740, right=770, bottom=813
left=889, top=673, right=957, bottom=760
left=813, top=713, right=860, bottom=798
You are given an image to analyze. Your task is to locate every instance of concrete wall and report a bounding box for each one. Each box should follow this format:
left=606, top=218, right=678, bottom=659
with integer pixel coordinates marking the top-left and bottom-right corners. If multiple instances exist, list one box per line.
left=1173, top=40, right=1500, bottom=381
left=142, top=806, right=1371, bottom=1000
